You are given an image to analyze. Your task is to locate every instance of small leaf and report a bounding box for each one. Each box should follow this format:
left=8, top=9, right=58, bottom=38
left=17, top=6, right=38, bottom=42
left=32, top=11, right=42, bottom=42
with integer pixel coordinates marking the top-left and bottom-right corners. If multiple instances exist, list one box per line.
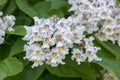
left=9, top=38, right=26, bottom=57
left=0, top=57, right=23, bottom=80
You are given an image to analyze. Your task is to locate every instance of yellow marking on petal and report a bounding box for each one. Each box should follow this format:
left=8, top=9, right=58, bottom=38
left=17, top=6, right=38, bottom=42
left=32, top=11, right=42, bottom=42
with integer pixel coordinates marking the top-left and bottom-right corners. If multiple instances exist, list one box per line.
left=43, top=38, right=49, bottom=45
left=51, top=52, right=57, bottom=59
left=34, top=60, right=39, bottom=64
left=75, top=53, right=81, bottom=59
left=33, top=32, right=39, bottom=40
left=36, top=51, right=41, bottom=57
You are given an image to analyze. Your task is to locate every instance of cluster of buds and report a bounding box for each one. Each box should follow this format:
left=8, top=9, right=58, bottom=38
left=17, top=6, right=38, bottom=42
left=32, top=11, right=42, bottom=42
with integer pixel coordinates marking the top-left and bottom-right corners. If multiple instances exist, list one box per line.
left=23, top=15, right=101, bottom=68
left=0, top=11, right=16, bottom=44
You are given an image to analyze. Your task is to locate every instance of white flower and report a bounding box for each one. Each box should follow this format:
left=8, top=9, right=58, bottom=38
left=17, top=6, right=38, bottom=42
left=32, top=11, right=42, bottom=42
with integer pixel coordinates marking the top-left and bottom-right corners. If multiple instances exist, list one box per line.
left=3, top=15, right=16, bottom=31
left=24, top=43, right=46, bottom=68
left=71, top=48, right=86, bottom=64
left=85, top=46, right=101, bottom=62
left=0, top=12, right=15, bottom=44
left=46, top=48, right=65, bottom=67
left=84, top=36, right=94, bottom=46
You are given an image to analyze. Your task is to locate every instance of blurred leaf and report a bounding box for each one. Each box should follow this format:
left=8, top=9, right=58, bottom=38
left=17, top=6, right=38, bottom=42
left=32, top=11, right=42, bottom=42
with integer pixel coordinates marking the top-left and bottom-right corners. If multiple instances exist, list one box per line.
left=0, top=57, right=23, bottom=80
left=9, top=38, right=26, bottom=57
left=0, top=0, right=8, bottom=6
left=94, top=35, right=120, bottom=59
left=116, top=0, right=120, bottom=5
left=50, top=0, right=67, bottom=9
left=46, top=56, right=96, bottom=80
left=6, top=25, right=26, bottom=36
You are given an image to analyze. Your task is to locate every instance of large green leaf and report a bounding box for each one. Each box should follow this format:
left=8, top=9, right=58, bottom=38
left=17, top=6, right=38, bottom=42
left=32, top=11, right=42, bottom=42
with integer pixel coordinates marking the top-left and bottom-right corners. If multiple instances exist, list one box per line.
left=0, top=57, right=23, bottom=80
left=46, top=56, right=96, bottom=80
left=94, top=35, right=120, bottom=59
left=33, top=1, right=51, bottom=18
left=9, top=38, right=26, bottom=57
left=16, top=0, right=64, bottom=18
left=6, top=25, right=26, bottom=36
left=16, top=0, right=38, bottom=18
left=5, top=66, right=45, bottom=80
left=94, top=48, right=120, bottom=80
left=19, top=66, right=45, bottom=80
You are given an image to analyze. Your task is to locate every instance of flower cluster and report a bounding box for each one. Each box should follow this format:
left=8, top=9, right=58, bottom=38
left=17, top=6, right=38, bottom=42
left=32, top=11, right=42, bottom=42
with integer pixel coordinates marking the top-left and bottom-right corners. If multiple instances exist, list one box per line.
left=0, top=11, right=16, bottom=44
left=23, top=15, right=101, bottom=68
left=68, top=0, right=120, bottom=46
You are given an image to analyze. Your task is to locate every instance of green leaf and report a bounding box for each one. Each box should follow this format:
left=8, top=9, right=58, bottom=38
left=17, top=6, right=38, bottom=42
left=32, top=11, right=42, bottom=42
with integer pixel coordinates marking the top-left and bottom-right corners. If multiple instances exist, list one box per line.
left=50, top=0, right=67, bottom=9
left=46, top=56, right=96, bottom=80
left=6, top=25, right=26, bottom=36
left=16, top=16, right=32, bottom=25
left=116, top=0, right=120, bottom=5
left=16, top=0, right=64, bottom=18
left=19, top=66, right=45, bottom=80
left=0, top=0, right=8, bottom=6
left=5, top=66, right=45, bottom=80
left=4, top=0, right=17, bottom=14
left=16, top=0, right=50, bottom=18
left=9, top=38, right=26, bottom=57
left=16, top=0, right=38, bottom=18
left=49, top=9, right=64, bottom=18
left=33, top=1, right=51, bottom=18
left=94, top=35, right=120, bottom=59
left=0, top=57, right=23, bottom=80
left=94, top=47, right=120, bottom=80
left=0, top=44, right=11, bottom=60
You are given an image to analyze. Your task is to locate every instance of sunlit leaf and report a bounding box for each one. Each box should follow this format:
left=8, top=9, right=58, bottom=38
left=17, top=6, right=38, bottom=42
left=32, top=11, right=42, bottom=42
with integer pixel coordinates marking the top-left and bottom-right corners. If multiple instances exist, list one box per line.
left=0, top=57, right=23, bottom=80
